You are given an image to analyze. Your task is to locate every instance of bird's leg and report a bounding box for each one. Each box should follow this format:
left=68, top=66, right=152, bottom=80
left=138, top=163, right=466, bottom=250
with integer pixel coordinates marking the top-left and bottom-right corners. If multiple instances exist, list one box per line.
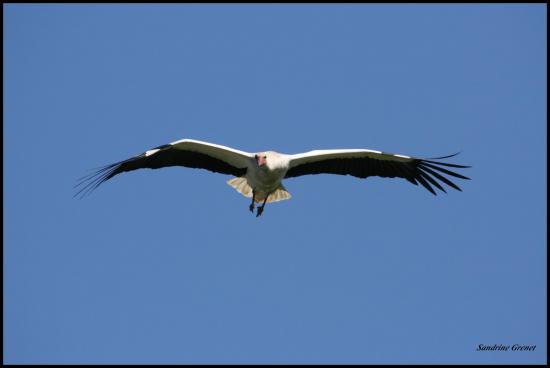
left=256, top=196, right=269, bottom=217
left=249, top=190, right=256, bottom=212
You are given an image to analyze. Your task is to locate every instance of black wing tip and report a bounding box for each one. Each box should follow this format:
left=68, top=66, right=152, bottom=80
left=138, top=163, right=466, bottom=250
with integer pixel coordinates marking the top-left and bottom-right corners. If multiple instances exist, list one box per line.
left=73, top=161, right=124, bottom=199
left=424, top=151, right=470, bottom=164
left=422, top=153, right=471, bottom=168
left=411, top=152, right=471, bottom=195
left=426, top=151, right=462, bottom=160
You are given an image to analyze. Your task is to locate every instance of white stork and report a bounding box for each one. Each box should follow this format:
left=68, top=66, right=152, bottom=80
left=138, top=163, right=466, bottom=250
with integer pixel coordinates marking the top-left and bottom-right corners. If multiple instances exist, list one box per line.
left=75, top=138, right=470, bottom=217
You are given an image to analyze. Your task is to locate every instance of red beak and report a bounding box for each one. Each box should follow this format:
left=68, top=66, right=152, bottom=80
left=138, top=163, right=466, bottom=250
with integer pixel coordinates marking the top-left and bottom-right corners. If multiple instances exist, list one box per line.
left=256, top=155, right=266, bottom=167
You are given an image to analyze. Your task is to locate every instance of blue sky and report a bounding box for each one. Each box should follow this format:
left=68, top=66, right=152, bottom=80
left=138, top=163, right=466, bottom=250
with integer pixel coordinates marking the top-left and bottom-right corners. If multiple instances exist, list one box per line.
left=4, top=4, right=546, bottom=364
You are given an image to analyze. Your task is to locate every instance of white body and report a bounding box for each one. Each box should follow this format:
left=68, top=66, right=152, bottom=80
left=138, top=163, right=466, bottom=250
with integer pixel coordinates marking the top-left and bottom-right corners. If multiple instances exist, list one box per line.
left=228, top=151, right=292, bottom=203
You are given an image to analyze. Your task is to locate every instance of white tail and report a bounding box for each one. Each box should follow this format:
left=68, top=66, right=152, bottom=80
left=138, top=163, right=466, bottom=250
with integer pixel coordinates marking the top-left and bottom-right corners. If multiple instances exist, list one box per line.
left=227, top=177, right=292, bottom=203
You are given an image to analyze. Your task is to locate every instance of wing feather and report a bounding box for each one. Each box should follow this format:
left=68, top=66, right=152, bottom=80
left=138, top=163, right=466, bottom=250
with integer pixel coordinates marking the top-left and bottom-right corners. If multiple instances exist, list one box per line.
left=285, top=149, right=470, bottom=195
left=75, top=139, right=252, bottom=198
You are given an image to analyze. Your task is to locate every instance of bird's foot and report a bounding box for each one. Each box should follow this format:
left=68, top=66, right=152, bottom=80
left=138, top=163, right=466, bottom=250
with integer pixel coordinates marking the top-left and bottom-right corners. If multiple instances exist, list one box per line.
left=256, top=206, right=264, bottom=217
left=249, top=203, right=255, bottom=212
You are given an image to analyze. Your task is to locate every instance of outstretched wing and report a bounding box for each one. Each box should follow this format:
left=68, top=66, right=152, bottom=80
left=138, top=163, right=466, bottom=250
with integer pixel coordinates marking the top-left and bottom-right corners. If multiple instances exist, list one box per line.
left=75, top=139, right=253, bottom=198
left=285, top=149, right=470, bottom=195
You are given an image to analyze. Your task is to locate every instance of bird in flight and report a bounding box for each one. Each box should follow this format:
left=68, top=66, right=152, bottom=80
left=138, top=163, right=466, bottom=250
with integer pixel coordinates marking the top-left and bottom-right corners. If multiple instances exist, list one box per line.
left=75, top=138, right=471, bottom=217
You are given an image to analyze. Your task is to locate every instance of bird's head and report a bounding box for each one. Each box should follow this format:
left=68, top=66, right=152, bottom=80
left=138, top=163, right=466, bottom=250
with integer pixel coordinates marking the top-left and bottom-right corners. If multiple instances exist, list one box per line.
left=255, top=153, right=268, bottom=167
